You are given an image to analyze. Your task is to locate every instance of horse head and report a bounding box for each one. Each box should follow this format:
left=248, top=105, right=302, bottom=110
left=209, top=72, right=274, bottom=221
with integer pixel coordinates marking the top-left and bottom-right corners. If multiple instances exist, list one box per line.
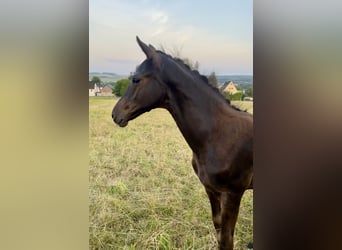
left=112, top=36, right=167, bottom=127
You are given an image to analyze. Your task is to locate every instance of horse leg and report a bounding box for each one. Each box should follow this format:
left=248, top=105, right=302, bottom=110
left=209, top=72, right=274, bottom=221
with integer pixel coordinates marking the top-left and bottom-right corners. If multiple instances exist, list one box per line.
left=218, top=191, right=243, bottom=250
left=205, top=188, right=222, bottom=243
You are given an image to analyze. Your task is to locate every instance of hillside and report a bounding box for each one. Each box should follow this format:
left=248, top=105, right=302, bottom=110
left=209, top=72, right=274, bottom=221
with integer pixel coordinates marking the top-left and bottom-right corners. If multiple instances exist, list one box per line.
left=216, top=75, right=253, bottom=89
left=89, top=72, right=127, bottom=83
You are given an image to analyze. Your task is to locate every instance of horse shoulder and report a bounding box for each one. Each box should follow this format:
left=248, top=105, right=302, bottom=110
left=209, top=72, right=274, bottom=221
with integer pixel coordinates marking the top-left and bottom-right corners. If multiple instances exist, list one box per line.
left=192, top=121, right=253, bottom=191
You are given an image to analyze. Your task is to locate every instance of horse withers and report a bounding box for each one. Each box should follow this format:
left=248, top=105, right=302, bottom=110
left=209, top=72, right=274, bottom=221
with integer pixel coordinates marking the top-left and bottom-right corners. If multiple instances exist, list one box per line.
left=112, top=37, right=253, bottom=250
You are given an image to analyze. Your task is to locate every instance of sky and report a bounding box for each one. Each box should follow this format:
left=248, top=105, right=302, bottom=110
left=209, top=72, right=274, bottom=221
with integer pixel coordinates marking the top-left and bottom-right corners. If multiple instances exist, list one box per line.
left=89, top=0, right=253, bottom=75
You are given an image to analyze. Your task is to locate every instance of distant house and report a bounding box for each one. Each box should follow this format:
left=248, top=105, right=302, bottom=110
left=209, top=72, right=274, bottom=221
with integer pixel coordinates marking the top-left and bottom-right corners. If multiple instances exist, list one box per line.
left=97, top=84, right=114, bottom=97
left=220, top=81, right=240, bottom=94
left=89, top=82, right=101, bottom=96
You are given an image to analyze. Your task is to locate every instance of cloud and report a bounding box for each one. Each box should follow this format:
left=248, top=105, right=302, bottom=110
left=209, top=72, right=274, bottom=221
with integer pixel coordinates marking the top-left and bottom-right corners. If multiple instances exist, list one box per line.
left=151, top=27, right=165, bottom=37
left=150, top=10, right=168, bottom=24
left=90, top=1, right=252, bottom=74
left=144, top=9, right=169, bottom=38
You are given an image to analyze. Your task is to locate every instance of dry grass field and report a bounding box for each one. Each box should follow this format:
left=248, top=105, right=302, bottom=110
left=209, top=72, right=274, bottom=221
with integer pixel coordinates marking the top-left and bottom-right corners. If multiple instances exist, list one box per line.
left=89, top=97, right=253, bottom=249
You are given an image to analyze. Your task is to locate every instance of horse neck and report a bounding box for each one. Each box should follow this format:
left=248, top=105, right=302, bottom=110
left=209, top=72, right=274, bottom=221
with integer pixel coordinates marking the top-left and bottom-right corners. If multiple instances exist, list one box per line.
left=160, top=60, right=227, bottom=153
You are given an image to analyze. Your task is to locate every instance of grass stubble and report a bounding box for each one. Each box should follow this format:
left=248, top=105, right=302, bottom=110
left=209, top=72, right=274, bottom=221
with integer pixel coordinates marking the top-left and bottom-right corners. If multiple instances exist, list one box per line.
left=89, top=97, right=253, bottom=249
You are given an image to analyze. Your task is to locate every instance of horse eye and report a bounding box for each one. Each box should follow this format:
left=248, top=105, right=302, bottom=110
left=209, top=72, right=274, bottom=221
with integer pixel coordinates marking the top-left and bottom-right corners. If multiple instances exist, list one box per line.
left=132, top=78, right=140, bottom=84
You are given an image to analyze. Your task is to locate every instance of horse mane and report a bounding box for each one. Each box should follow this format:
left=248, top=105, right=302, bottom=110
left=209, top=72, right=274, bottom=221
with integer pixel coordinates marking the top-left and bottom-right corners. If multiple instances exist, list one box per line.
left=156, top=50, right=246, bottom=112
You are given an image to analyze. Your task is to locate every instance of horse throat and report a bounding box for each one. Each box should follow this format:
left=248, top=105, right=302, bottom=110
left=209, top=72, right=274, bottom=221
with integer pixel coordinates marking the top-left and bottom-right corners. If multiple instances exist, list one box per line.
left=163, top=78, right=221, bottom=153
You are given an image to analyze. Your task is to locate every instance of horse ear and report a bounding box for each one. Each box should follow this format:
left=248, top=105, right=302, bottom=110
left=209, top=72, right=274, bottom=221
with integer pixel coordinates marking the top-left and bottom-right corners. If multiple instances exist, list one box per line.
left=136, top=36, right=151, bottom=58
left=149, top=44, right=157, bottom=50
left=136, top=36, right=160, bottom=68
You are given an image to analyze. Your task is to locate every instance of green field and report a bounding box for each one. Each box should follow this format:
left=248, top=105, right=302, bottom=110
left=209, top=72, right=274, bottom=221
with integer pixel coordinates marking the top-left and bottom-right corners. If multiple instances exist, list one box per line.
left=89, top=97, right=253, bottom=249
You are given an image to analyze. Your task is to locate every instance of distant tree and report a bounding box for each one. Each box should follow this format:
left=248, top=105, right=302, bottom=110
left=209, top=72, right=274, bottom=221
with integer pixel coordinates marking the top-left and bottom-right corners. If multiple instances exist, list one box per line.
left=91, top=76, right=101, bottom=85
left=226, top=92, right=245, bottom=101
left=113, top=78, right=130, bottom=97
left=208, top=71, right=218, bottom=88
left=245, top=87, right=253, bottom=97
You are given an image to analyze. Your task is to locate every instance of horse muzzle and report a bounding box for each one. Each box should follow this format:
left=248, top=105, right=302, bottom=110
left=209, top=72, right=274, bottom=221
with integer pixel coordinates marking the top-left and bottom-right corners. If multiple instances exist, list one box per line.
left=112, top=114, right=128, bottom=127
left=112, top=108, right=129, bottom=127
left=112, top=98, right=144, bottom=127
left=112, top=101, right=129, bottom=127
